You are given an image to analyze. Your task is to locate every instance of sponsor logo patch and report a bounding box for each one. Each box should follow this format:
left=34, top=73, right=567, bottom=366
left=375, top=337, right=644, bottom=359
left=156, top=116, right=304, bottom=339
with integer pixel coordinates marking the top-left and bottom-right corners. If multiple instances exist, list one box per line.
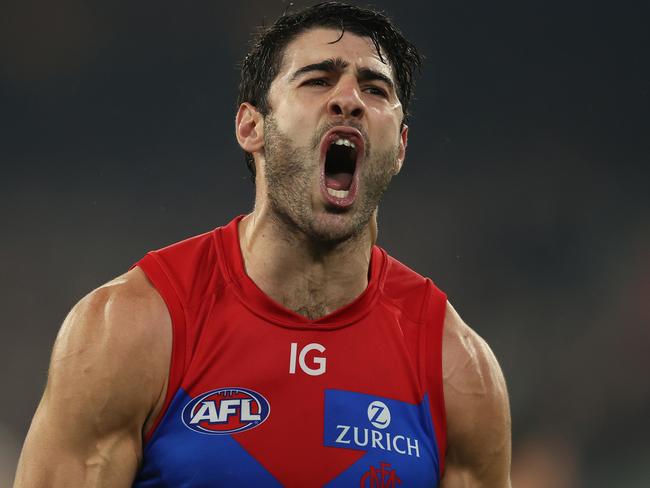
left=324, top=390, right=433, bottom=459
left=181, top=387, right=270, bottom=435
left=323, top=390, right=441, bottom=486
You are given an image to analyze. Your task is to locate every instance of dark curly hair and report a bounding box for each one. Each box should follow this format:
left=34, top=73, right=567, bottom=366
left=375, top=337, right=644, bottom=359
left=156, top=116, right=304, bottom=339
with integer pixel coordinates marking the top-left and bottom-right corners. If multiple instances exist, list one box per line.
left=238, top=2, right=422, bottom=177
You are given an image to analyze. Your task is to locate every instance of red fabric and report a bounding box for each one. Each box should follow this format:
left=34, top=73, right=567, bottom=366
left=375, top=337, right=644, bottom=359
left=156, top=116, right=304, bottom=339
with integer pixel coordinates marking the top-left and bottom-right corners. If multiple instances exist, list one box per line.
left=424, top=280, right=448, bottom=473
left=134, top=230, right=220, bottom=442
left=134, top=215, right=447, bottom=483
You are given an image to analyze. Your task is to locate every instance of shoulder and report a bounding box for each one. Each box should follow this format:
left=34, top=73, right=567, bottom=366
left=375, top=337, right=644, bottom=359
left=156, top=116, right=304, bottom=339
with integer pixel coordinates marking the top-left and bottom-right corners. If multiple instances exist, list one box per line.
left=382, top=251, right=427, bottom=289
left=139, top=228, right=223, bottom=306
left=56, top=267, right=170, bottom=362
left=47, top=267, right=171, bottom=433
left=381, top=252, right=445, bottom=320
left=442, top=303, right=508, bottom=408
left=14, top=269, right=172, bottom=484
left=441, top=302, right=512, bottom=486
left=147, top=229, right=216, bottom=268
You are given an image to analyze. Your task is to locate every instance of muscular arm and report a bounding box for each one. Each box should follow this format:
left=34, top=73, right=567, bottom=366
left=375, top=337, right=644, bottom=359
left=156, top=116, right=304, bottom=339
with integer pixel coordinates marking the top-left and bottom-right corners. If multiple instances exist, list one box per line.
left=440, top=303, right=512, bottom=488
left=14, top=268, right=171, bottom=488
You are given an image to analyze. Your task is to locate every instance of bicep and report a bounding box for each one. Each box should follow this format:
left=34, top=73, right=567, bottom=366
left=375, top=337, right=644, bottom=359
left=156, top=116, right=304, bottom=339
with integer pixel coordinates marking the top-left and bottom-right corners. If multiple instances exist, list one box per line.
left=440, top=303, right=512, bottom=488
left=15, top=395, right=141, bottom=487
left=15, top=273, right=170, bottom=487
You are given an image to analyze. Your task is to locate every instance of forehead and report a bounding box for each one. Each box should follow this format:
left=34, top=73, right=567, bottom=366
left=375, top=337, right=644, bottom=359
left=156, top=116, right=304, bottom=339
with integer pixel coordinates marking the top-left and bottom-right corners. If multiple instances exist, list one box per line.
left=277, top=27, right=395, bottom=81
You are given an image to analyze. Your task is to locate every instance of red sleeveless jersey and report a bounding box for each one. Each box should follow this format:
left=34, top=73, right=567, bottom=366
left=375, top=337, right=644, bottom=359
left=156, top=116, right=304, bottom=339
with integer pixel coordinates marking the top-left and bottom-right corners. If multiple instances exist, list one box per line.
left=132, top=216, right=447, bottom=487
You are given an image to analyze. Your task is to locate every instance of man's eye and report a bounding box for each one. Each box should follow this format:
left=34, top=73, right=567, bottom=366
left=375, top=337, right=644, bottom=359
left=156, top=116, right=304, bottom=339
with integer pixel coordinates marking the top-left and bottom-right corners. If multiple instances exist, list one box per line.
left=364, top=86, right=388, bottom=97
left=304, top=78, right=329, bottom=87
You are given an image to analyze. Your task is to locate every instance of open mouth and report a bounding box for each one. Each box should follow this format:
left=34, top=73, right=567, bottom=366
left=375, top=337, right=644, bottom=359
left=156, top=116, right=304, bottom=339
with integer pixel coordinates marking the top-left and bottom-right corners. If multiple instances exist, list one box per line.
left=319, top=128, right=364, bottom=208
left=325, top=138, right=357, bottom=196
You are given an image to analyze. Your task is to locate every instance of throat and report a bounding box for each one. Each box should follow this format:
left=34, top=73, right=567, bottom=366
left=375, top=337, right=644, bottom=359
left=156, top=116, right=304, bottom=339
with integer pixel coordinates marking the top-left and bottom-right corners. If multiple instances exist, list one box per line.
left=239, top=212, right=373, bottom=320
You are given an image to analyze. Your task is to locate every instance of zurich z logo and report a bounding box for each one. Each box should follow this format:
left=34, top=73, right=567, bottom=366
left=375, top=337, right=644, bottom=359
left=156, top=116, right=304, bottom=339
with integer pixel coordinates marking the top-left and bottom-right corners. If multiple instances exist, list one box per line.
left=181, top=387, right=270, bottom=435
left=367, top=401, right=391, bottom=429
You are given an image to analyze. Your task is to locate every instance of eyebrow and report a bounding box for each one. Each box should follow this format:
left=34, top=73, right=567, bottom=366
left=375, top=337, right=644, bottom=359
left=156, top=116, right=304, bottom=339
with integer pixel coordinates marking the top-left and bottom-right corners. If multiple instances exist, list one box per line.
left=357, top=67, right=394, bottom=91
left=289, top=57, right=349, bottom=82
left=289, top=57, right=395, bottom=91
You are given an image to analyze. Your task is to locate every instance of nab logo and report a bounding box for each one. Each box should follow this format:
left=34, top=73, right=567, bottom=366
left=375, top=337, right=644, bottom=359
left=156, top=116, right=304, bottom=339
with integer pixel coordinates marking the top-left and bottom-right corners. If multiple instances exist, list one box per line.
left=368, top=401, right=391, bottom=429
left=181, top=387, right=270, bottom=435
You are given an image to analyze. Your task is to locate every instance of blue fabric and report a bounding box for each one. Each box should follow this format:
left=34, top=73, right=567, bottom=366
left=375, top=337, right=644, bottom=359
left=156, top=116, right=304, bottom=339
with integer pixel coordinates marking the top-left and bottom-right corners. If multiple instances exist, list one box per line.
left=133, top=388, right=281, bottom=487
left=324, top=389, right=440, bottom=487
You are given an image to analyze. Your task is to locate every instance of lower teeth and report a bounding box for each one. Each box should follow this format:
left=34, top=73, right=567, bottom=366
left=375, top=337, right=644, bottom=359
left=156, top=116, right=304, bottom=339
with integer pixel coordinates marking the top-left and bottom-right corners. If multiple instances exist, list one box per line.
left=327, top=188, right=349, bottom=198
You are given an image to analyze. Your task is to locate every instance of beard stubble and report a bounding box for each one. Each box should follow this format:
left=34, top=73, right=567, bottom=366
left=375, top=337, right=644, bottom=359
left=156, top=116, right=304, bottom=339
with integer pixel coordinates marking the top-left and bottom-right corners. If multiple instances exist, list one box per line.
left=263, top=114, right=400, bottom=244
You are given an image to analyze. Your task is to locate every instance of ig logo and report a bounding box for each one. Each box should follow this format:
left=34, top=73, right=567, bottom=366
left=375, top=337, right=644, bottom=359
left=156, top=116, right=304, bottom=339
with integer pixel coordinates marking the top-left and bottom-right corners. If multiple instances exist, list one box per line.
left=289, top=342, right=326, bottom=376
left=367, top=400, right=391, bottom=429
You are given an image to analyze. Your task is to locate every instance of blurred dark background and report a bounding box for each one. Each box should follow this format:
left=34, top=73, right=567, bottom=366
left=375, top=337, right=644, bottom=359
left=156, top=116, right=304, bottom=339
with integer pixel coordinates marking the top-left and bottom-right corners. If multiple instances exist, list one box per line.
left=1, top=0, right=648, bottom=486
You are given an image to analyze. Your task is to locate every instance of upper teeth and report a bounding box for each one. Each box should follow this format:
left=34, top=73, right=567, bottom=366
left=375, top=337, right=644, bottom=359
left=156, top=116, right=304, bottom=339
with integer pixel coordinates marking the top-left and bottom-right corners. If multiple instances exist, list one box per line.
left=334, top=138, right=356, bottom=149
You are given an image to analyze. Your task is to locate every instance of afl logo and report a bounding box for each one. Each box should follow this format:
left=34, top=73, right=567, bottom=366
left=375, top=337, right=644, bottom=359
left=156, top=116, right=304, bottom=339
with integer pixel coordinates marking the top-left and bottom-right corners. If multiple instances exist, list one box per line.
left=181, top=387, right=270, bottom=435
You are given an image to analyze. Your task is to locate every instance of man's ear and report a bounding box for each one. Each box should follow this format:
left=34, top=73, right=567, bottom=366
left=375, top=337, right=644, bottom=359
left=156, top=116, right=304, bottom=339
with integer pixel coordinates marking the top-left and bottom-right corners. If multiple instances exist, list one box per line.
left=236, top=103, right=264, bottom=154
left=394, top=124, right=408, bottom=175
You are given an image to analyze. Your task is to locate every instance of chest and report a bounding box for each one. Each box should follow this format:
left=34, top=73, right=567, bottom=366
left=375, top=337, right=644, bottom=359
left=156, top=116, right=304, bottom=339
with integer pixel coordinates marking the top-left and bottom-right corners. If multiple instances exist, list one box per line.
left=134, top=298, right=441, bottom=487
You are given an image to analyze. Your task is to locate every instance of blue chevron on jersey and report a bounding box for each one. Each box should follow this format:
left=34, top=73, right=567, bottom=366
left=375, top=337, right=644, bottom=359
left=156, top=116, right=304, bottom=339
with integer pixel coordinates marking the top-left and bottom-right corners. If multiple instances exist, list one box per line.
left=132, top=388, right=281, bottom=487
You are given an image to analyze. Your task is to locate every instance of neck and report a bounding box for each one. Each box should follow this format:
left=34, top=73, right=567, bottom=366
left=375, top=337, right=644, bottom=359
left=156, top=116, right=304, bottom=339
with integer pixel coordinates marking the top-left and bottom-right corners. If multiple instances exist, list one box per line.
left=238, top=207, right=376, bottom=320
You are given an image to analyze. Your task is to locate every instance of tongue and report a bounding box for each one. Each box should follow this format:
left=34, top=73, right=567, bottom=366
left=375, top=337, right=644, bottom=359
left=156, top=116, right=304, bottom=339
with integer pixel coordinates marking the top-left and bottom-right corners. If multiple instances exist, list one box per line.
left=325, top=172, right=353, bottom=191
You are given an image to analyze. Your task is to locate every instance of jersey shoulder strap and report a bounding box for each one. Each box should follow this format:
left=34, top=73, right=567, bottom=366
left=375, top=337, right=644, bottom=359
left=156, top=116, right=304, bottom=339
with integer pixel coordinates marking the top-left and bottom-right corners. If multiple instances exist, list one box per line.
left=381, top=253, right=448, bottom=473
left=420, top=278, right=447, bottom=472
left=133, top=228, right=222, bottom=440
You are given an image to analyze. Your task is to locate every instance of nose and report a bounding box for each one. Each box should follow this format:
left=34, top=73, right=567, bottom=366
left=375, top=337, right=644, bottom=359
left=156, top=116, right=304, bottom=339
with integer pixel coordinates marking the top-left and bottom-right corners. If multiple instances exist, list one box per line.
left=327, top=77, right=365, bottom=119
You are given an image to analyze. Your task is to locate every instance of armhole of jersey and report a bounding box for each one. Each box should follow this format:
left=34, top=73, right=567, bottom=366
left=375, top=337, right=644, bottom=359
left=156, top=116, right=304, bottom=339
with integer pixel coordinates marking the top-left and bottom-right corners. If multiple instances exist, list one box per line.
left=134, top=253, right=187, bottom=444
left=419, top=281, right=448, bottom=478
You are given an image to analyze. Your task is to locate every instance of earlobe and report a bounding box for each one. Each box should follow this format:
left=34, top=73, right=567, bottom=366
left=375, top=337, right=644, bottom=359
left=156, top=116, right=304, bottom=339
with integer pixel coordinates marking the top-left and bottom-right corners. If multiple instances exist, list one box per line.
left=235, top=103, right=264, bottom=153
left=394, top=124, right=408, bottom=174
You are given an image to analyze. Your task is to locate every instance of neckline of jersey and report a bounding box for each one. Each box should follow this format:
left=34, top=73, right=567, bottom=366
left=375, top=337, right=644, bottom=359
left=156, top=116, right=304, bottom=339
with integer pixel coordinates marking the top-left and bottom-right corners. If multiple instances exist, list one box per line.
left=213, top=215, right=387, bottom=330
